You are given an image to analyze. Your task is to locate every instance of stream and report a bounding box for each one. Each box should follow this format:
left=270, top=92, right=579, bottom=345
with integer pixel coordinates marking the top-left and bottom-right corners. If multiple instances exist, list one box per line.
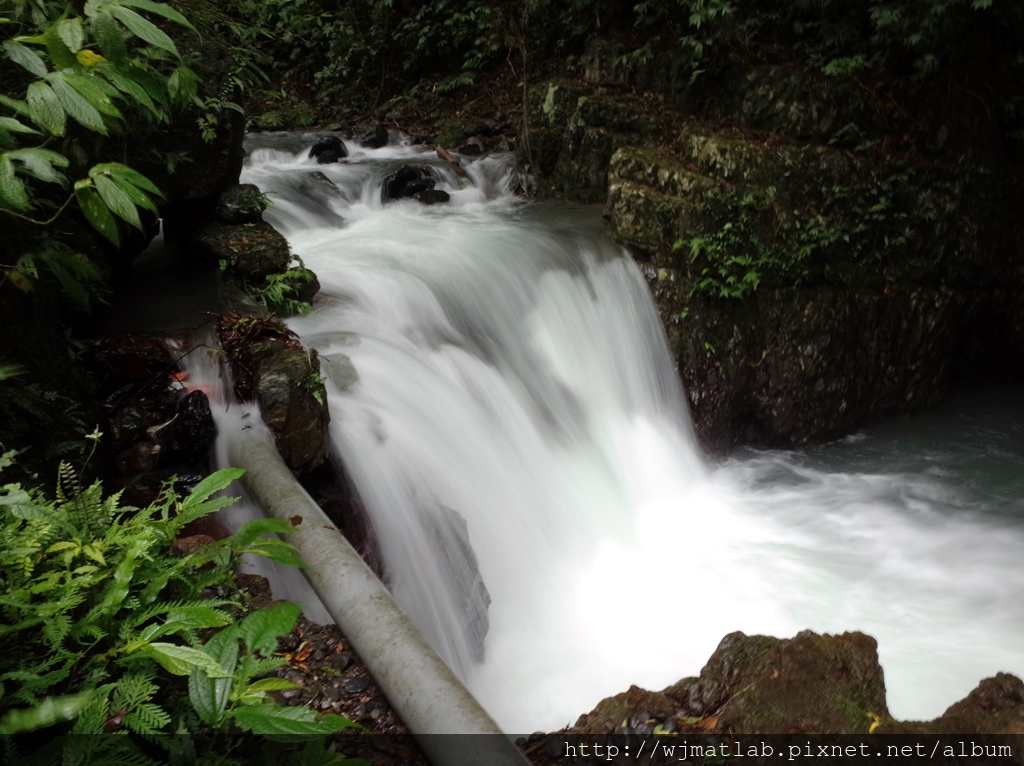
left=235, top=132, right=1024, bottom=733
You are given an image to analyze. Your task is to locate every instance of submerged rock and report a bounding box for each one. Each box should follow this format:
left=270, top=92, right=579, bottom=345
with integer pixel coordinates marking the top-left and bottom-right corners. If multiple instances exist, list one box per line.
left=359, top=125, right=389, bottom=149
left=414, top=189, right=450, bottom=205
left=309, top=135, right=347, bottom=164
left=381, top=165, right=436, bottom=203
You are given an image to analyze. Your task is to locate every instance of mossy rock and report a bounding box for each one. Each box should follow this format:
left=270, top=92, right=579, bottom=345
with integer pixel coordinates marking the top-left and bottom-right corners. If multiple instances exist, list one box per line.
left=251, top=343, right=330, bottom=475
left=214, top=184, right=267, bottom=225
left=192, top=222, right=291, bottom=281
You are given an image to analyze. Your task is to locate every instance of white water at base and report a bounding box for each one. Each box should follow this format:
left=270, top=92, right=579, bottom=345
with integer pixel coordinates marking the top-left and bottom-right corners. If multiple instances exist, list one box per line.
left=240, top=134, right=1024, bottom=732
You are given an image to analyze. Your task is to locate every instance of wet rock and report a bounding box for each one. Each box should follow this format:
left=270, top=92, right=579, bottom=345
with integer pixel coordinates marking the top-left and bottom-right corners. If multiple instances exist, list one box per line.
left=271, top=170, right=346, bottom=228
left=572, top=685, right=680, bottom=734
left=309, top=135, right=347, bottom=164
left=458, top=138, right=484, bottom=156
left=321, top=353, right=359, bottom=391
left=330, top=651, right=354, bottom=672
left=381, top=165, right=435, bottom=203
left=359, top=125, right=389, bottom=149
left=108, top=404, right=149, bottom=449
left=573, top=630, right=888, bottom=736
left=252, top=344, right=330, bottom=474
left=214, top=183, right=267, bottom=224
left=342, top=677, right=370, bottom=694
left=160, top=390, right=216, bottom=463
left=115, top=440, right=160, bottom=475
left=432, top=505, right=491, bottom=664
left=192, top=222, right=291, bottom=281
left=414, top=189, right=450, bottom=205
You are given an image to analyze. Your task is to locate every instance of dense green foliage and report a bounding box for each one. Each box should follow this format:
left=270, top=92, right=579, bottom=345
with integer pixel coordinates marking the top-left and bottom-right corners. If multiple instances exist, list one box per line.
left=0, top=459, right=359, bottom=764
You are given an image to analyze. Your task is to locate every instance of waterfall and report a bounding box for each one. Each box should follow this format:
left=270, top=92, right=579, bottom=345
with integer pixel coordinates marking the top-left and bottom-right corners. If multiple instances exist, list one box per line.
left=238, top=133, right=1024, bottom=732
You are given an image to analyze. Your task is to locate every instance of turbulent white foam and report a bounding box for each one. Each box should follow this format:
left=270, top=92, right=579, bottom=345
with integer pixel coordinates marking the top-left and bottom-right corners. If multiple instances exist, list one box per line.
left=239, top=136, right=1024, bottom=732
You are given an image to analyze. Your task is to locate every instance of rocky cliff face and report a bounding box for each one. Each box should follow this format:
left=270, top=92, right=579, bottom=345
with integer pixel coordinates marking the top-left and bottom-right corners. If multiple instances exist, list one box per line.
left=520, top=42, right=1024, bottom=449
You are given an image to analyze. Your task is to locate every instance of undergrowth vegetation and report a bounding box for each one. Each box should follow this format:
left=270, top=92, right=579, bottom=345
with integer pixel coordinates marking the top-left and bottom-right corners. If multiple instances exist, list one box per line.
left=0, top=457, right=360, bottom=764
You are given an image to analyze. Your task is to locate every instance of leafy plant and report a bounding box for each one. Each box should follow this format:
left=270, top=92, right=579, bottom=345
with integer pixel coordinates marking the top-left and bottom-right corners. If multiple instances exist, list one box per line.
left=248, top=264, right=316, bottom=317
left=0, top=457, right=356, bottom=762
left=0, top=0, right=198, bottom=245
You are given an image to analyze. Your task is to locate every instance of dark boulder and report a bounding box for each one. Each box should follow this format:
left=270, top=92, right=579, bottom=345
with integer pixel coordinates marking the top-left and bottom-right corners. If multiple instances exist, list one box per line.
left=160, top=389, right=216, bottom=462
left=381, top=165, right=436, bottom=203
left=413, top=189, right=450, bottom=205
left=214, top=183, right=267, bottom=225
left=359, top=125, right=389, bottom=149
left=192, top=222, right=291, bottom=281
left=309, top=135, right=347, bottom=164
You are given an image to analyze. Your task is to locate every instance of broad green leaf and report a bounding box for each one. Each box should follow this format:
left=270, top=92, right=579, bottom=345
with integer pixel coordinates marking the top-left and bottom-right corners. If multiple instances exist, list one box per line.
left=55, top=18, right=85, bottom=55
left=232, top=517, right=295, bottom=549
left=26, top=81, right=65, bottom=135
left=3, top=40, right=47, bottom=77
left=94, top=174, right=140, bottom=228
left=89, top=10, right=128, bottom=63
left=63, top=73, right=122, bottom=118
left=133, top=642, right=232, bottom=677
left=0, top=692, right=95, bottom=735
left=6, top=148, right=68, bottom=185
left=75, top=182, right=120, bottom=245
left=0, top=119, right=40, bottom=137
left=244, top=678, right=302, bottom=694
left=49, top=75, right=108, bottom=134
left=117, top=0, right=194, bottom=30
left=90, top=161, right=162, bottom=195
left=229, top=705, right=359, bottom=737
left=96, top=62, right=156, bottom=114
left=109, top=6, right=178, bottom=56
left=42, top=26, right=78, bottom=70
left=246, top=539, right=306, bottom=569
left=0, top=157, right=30, bottom=211
left=237, top=601, right=301, bottom=656
left=188, top=629, right=237, bottom=724
left=0, top=95, right=35, bottom=120
left=109, top=171, right=158, bottom=213
left=167, top=65, right=199, bottom=108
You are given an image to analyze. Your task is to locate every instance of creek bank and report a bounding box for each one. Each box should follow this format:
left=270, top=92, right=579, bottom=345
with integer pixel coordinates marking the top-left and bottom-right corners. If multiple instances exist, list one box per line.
left=520, top=40, right=1024, bottom=451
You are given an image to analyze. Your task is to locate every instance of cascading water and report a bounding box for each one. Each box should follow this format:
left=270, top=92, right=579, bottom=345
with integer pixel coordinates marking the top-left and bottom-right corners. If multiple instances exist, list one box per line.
left=169, top=334, right=332, bottom=625
left=238, top=132, right=1024, bottom=732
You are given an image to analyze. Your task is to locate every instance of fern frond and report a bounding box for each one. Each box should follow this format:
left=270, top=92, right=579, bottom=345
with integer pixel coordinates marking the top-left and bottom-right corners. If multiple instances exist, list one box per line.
left=124, top=702, right=171, bottom=736
left=113, top=671, right=159, bottom=712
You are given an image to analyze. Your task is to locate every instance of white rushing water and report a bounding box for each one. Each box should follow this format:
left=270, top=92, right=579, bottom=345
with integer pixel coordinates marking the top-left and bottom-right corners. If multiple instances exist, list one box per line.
left=238, top=133, right=1024, bottom=732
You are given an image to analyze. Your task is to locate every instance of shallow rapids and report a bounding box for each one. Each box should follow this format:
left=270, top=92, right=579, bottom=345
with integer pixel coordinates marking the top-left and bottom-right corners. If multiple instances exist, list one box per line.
left=239, top=133, right=1024, bottom=732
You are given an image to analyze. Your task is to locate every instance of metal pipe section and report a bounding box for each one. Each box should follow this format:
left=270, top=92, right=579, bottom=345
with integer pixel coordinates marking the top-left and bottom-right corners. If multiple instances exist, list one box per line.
left=228, top=430, right=532, bottom=766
